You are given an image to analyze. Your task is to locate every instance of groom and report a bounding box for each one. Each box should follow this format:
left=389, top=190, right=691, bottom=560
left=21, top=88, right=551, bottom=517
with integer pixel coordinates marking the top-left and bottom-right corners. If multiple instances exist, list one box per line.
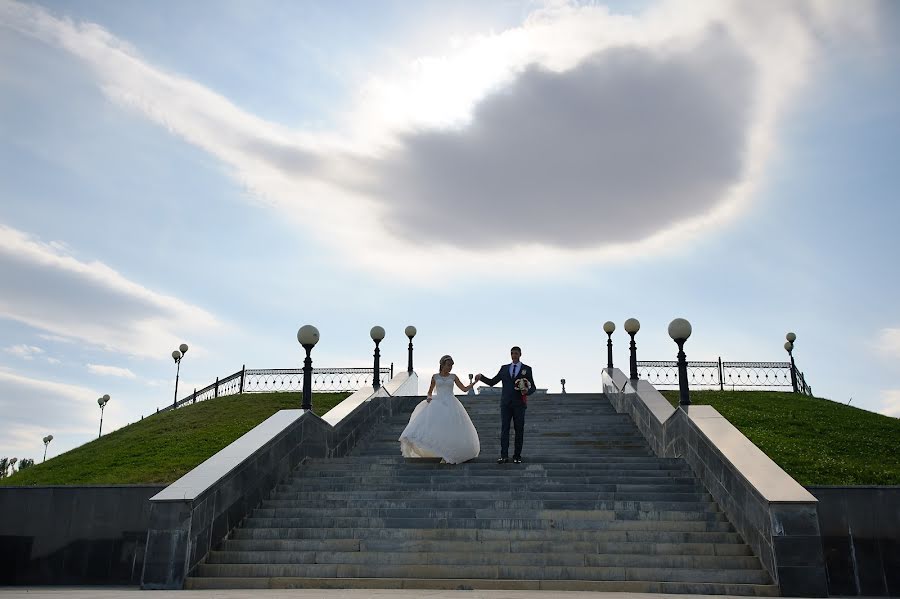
left=475, top=346, right=537, bottom=464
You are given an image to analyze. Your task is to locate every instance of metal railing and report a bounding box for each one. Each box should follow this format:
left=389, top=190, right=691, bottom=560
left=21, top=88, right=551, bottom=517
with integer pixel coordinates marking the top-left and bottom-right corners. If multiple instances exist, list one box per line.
left=637, top=358, right=813, bottom=396
left=158, top=365, right=393, bottom=413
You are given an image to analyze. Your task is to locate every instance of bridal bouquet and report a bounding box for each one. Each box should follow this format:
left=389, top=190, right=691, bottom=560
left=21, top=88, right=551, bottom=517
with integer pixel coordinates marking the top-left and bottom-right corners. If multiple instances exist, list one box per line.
left=514, top=374, right=530, bottom=404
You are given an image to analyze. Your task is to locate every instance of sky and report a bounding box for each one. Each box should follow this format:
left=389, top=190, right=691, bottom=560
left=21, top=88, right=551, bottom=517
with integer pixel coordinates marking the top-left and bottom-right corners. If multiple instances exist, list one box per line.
left=2, top=0, right=899, bottom=462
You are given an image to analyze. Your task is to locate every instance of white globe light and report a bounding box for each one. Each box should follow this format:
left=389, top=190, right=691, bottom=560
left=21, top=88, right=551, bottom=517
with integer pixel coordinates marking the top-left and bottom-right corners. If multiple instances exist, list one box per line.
left=668, top=318, right=692, bottom=341
left=786, top=332, right=797, bottom=343
left=405, top=325, right=417, bottom=339
left=97, top=397, right=105, bottom=406
left=784, top=341, right=794, bottom=352
left=297, top=325, right=320, bottom=346
left=103, top=394, right=110, bottom=401
left=179, top=343, right=189, bottom=354
left=370, top=326, right=386, bottom=342
left=624, top=318, right=641, bottom=334
left=172, top=350, right=182, bottom=361
left=603, top=321, right=615, bottom=334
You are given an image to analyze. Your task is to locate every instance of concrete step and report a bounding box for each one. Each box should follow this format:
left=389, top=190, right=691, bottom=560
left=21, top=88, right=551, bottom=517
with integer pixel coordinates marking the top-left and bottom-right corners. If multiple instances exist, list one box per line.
left=319, top=455, right=686, bottom=465
left=206, top=549, right=762, bottom=570
left=271, top=490, right=715, bottom=503
left=221, top=538, right=754, bottom=556
left=261, top=499, right=720, bottom=512
left=251, top=507, right=727, bottom=522
left=242, top=517, right=734, bottom=532
left=185, top=576, right=779, bottom=595
left=229, top=526, right=745, bottom=543
left=193, top=562, right=770, bottom=584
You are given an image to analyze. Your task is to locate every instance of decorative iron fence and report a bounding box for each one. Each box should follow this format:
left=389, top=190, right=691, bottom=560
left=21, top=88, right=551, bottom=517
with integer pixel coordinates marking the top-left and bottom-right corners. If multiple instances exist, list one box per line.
left=158, top=365, right=393, bottom=413
left=637, top=358, right=813, bottom=396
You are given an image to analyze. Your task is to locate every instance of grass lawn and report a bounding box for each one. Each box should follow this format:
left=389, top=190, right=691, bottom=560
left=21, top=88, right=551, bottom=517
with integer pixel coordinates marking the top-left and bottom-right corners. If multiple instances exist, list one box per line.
left=1, top=392, right=350, bottom=486
left=660, top=390, right=900, bottom=486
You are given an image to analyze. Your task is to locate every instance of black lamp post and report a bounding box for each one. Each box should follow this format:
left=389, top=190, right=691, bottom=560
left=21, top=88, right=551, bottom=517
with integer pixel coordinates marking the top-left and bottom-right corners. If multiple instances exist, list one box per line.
left=297, top=325, right=320, bottom=410
left=171, top=343, right=188, bottom=408
left=668, top=318, right=693, bottom=406
left=97, top=394, right=110, bottom=438
left=405, top=325, right=417, bottom=374
left=603, top=321, right=615, bottom=368
left=42, top=435, right=53, bottom=463
left=370, top=326, right=385, bottom=390
left=785, top=332, right=798, bottom=393
left=560, top=378, right=567, bottom=394
left=624, top=318, right=640, bottom=380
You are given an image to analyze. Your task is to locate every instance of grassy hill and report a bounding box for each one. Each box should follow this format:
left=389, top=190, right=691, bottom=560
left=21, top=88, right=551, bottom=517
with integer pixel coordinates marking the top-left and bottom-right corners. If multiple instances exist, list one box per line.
left=1, top=392, right=349, bottom=486
left=660, top=390, right=900, bottom=486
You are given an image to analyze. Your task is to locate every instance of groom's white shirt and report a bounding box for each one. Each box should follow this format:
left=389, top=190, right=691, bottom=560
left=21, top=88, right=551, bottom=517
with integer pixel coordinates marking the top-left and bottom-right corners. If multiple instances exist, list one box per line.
left=509, top=362, right=521, bottom=378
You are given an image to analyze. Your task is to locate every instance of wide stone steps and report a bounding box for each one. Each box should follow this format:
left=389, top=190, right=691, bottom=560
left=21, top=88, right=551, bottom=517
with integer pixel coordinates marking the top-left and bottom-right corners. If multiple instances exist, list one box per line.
left=186, top=393, right=776, bottom=595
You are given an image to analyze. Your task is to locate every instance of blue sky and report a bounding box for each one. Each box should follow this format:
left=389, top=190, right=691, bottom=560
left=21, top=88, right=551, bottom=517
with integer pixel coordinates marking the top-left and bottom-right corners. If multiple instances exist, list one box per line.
left=1, top=0, right=899, bottom=461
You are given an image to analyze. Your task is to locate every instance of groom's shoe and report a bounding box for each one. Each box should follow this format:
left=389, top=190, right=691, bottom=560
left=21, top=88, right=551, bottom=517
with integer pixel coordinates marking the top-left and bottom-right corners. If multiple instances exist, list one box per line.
left=513, top=456, right=523, bottom=464
left=496, top=457, right=509, bottom=464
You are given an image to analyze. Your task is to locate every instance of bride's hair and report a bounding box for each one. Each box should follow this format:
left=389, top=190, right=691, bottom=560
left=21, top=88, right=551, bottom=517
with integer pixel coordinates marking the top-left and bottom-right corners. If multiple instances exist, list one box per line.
left=439, top=355, right=453, bottom=371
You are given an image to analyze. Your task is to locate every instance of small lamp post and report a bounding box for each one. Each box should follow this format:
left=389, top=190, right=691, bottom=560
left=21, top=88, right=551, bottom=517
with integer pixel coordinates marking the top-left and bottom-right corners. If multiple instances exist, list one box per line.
left=668, top=318, right=693, bottom=406
left=8, top=457, right=16, bottom=476
left=603, top=321, right=616, bottom=368
left=370, top=326, right=385, bottom=390
left=624, top=318, right=641, bottom=380
left=785, top=332, right=798, bottom=393
left=42, top=434, right=53, bottom=463
left=405, top=326, right=417, bottom=374
left=297, top=325, right=320, bottom=411
left=97, top=394, right=110, bottom=438
left=171, top=343, right=189, bottom=408
left=560, top=378, right=567, bottom=394
left=468, top=374, right=475, bottom=395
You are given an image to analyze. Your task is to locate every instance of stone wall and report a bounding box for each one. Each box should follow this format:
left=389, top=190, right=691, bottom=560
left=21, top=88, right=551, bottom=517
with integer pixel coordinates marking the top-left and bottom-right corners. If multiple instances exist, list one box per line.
left=0, top=485, right=165, bottom=584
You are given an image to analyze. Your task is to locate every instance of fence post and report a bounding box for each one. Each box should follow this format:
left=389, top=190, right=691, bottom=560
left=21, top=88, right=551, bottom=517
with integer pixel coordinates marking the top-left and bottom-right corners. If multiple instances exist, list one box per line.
left=718, top=357, right=724, bottom=391
left=391, top=362, right=394, bottom=379
left=215, top=377, right=219, bottom=398
left=192, top=388, right=197, bottom=404
left=239, top=364, right=246, bottom=394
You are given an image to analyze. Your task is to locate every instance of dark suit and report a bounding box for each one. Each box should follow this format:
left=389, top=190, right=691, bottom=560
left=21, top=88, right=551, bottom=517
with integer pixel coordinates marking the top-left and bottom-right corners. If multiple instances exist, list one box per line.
left=480, top=363, right=536, bottom=459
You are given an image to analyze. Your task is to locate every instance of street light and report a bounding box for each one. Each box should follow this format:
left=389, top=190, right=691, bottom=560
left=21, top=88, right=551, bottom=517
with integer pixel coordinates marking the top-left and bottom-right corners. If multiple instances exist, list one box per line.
left=603, top=321, right=616, bottom=368
left=561, top=378, right=567, bottom=394
left=624, top=318, right=641, bottom=380
left=97, top=394, right=110, bottom=438
left=668, top=318, right=693, bottom=406
left=785, top=332, right=798, bottom=393
left=171, top=343, right=189, bottom=408
left=8, top=457, right=16, bottom=476
left=370, top=326, right=385, bottom=390
left=405, top=326, right=417, bottom=374
left=42, top=434, right=53, bottom=463
left=297, top=325, right=320, bottom=411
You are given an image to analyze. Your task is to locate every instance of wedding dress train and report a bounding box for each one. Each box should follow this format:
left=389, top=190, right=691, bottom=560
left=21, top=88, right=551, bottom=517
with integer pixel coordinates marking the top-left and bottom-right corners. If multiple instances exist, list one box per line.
left=399, top=374, right=480, bottom=464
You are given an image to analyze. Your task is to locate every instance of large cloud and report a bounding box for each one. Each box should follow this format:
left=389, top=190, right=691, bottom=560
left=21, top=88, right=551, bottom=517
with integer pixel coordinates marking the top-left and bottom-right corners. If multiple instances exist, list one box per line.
left=357, top=31, right=755, bottom=248
left=0, top=0, right=880, bottom=272
left=0, top=224, right=221, bottom=359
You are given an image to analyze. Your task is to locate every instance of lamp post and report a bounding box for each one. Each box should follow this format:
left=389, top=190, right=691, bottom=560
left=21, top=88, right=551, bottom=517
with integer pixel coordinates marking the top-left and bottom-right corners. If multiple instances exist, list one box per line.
left=785, top=332, right=798, bottom=393
left=171, top=343, right=189, bottom=408
left=668, top=318, right=693, bottom=406
left=297, top=325, right=320, bottom=411
left=8, top=457, right=16, bottom=476
left=603, top=321, right=615, bottom=368
left=624, top=318, right=641, bottom=380
left=468, top=374, right=475, bottom=395
left=560, top=378, right=567, bottom=394
left=370, top=326, right=385, bottom=390
left=97, top=394, right=110, bottom=438
left=42, top=434, right=53, bottom=463
left=405, top=326, right=417, bottom=374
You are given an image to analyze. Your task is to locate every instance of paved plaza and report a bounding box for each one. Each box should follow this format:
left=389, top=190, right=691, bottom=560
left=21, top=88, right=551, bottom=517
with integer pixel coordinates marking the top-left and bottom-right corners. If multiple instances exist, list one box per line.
left=0, top=590, right=793, bottom=599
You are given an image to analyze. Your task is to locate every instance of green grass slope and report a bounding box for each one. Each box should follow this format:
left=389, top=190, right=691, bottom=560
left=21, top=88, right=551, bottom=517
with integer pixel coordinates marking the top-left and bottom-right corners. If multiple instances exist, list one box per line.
left=2, top=392, right=349, bottom=486
left=660, top=390, right=900, bottom=485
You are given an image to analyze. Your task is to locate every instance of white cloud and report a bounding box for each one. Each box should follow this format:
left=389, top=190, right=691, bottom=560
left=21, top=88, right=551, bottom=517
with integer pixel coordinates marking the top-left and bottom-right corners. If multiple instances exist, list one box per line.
left=0, top=223, right=221, bottom=359
left=4, top=344, right=44, bottom=359
left=87, top=363, right=137, bottom=379
left=879, top=390, right=900, bottom=418
left=0, top=0, right=880, bottom=278
left=876, top=328, right=900, bottom=358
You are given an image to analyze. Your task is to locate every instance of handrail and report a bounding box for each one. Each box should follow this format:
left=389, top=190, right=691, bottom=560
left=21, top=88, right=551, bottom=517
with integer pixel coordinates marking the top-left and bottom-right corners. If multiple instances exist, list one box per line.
left=637, top=357, right=813, bottom=395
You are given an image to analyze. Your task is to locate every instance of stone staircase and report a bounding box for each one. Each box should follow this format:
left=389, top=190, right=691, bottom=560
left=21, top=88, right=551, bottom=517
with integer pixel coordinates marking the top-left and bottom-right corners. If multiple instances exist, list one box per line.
left=186, top=393, right=778, bottom=594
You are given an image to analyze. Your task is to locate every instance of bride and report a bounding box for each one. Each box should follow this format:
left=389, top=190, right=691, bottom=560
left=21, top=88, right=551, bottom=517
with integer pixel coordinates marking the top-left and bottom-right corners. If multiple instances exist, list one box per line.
left=399, top=355, right=480, bottom=464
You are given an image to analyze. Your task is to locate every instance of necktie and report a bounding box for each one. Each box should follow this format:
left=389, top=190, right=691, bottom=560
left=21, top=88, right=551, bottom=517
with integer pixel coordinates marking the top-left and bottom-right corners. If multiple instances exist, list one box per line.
left=511, top=364, right=518, bottom=378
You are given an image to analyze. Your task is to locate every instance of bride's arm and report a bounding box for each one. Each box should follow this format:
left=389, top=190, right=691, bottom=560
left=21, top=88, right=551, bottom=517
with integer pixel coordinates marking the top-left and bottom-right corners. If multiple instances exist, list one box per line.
left=426, top=375, right=436, bottom=402
left=453, top=374, right=471, bottom=392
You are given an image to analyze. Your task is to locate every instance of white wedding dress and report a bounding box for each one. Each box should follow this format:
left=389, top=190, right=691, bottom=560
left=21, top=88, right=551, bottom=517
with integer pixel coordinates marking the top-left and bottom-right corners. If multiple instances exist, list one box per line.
left=399, top=374, right=480, bottom=464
